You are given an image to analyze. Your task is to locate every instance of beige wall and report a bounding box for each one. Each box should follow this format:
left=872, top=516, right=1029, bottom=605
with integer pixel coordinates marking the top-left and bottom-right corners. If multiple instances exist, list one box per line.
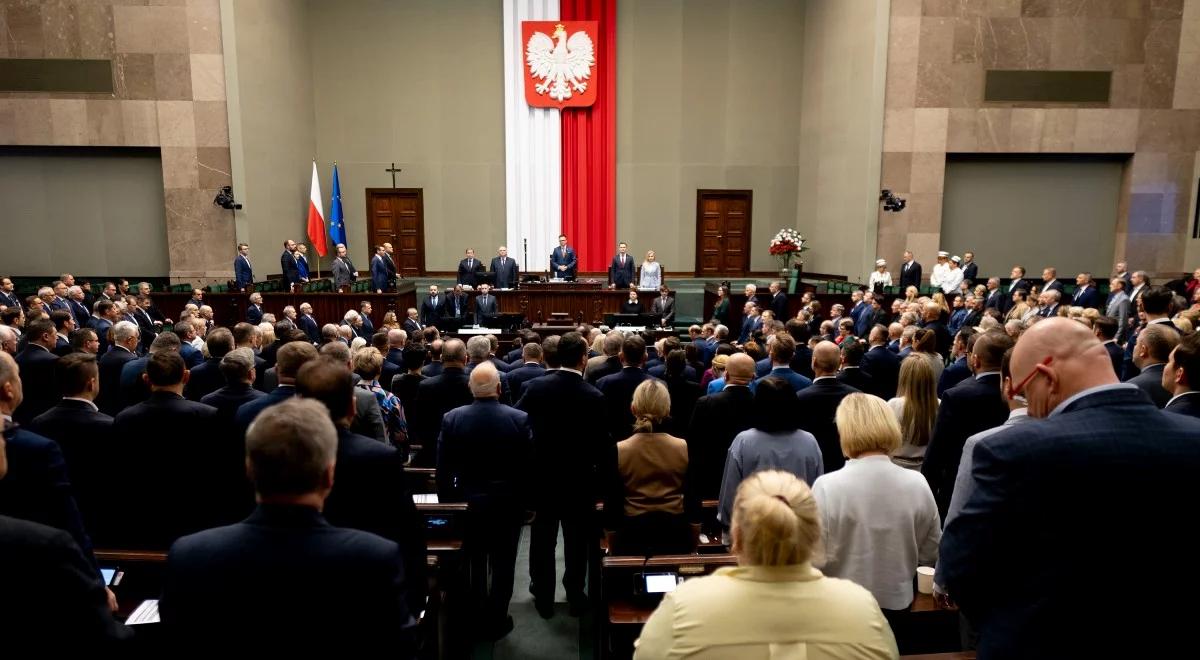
left=223, top=0, right=317, bottom=275
left=797, top=0, right=890, bottom=280
left=307, top=0, right=506, bottom=271
left=616, top=0, right=806, bottom=274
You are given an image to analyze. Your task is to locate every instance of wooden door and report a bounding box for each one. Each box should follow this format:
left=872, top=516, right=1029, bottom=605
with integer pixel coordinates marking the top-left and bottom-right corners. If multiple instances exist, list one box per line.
left=365, top=188, right=425, bottom=277
left=695, top=190, right=752, bottom=277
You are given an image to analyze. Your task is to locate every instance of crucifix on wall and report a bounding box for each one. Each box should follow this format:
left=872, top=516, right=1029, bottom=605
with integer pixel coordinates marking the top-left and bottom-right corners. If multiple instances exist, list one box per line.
left=385, top=163, right=402, bottom=188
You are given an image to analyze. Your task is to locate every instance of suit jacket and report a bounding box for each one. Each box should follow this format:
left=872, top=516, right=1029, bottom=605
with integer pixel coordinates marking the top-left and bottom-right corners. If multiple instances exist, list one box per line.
left=69, top=299, right=91, bottom=329
left=961, top=261, right=978, bottom=284
left=1165, top=392, right=1200, bottom=418
left=662, top=376, right=702, bottom=438
left=457, top=257, right=485, bottom=286
left=474, top=294, right=497, bottom=325
left=371, top=254, right=389, bottom=291
left=756, top=366, right=813, bottom=393
left=922, top=318, right=952, bottom=358
left=161, top=504, right=415, bottom=650
left=201, top=383, right=266, bottom=426
left=26, top=399, right=115, bottom=544
left=382, top=252, right=398, bottom=282
left=118, top=355, right=151, bottom=410
left=234, top=384, right=296, bottom=433
left=1103, top=340, right=1123, bottom=377
left=515, top=370, right=607, bottom=502
left=769, top=292, right=789, bottom=319
left=983, top=287, right=1004, bottom=312
left=1072, top=285, right=1101, bottom=309
left=322, top=427, right=427, bottom=614
left=550, top=246, right=577, bottom=279
left=234, top=254, right=254, bottom=290
left=0, top=289, right=21, bottom=309
left=240, top=301, right=263, bottom=325
left=14, top=345, right=58, bottom=424
left=651, top=296, right=675, bottom=326
left=332, top=256, right=357, bottom=287
left=1106, top=291, right=1131, bottom=342
left=0, top=426, right=95, bottom=565
left=401, top=318, right=422, bottom=336
left=899, top=261, right=922, bottom=289
left=739, top=315, right=762, bottom=344
left=794, top=378, right=861, bottom=473
left=860, top=345, right=902, bottom=400
left=179, top=341, right=203, bottom=369
left=1127, top=363, right=1171, bottom=408
left=648, top=363, right=699, bottom=383
left=412, top=367, right=472, bottom=464
left=421, top=361, right=444, bottom=378
left=836, top=368, right=873, bottom=396
left=96, top=345, right=137, bottom=415
left=0, top=515, right=130, bottom=643
left=280, top=250, right=300, bottom=285
left=437, top=399, right=532, bottom=505
left=921, top=373, right=1007, bottom=518
left=505, top=363, right=546, bottom=402
left=961, top=309, right=983, bottom=330
left=299, top=314, right=320, bottom=342
left=938, top=356, right=972, bottom=397
left=609, top=254, right=635, bottom=288
left=597, top=367, right=654, bottom=441
left=358, top=315, right=376, bottom=340
left=444, top=293, right=469, bottom=319
left=686, top=385, right=757, bottom=499
left=184, top=357, right=225, bottom=401
left=1042, top=279, right=1063, bottom=294
left=131, top=306, right=157, bottom=351
left=939, top=387, right=1200, bottom=659
left=491, top=255, right=519, bottom=289
left=380, top=358, right=402, bottom=393
left=113, top=392, right=246, bottom=548
left=586, top=355, right=622, bottom=384
left=88, top=317, right=113, bottom=355
left=420, top=295, right=443, bottom=326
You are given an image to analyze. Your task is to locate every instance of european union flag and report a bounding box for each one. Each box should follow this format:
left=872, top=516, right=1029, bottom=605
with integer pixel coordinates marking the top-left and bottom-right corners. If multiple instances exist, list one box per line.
left=329, top=164, right=347, bottom=247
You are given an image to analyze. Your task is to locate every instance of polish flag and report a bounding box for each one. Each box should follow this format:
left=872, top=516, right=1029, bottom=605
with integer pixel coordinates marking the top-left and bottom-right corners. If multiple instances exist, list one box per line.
left=307, top=161, right=328, bottom=257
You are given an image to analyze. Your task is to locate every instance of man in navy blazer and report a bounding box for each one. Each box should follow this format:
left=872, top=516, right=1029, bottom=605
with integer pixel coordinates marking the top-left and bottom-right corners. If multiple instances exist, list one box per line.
left=371, top=245, right=390, bottom=293
left=437, top=362, right=532, bottom=638
left=505, top=341, right=547, bottom=402
left=608, top=242, right=634, bottom=289
left=1162, top=333, right=1200, bottom=418
left=245, top=292, right=264, bottom=326
left=922, top=331, right=1013, bottom=519
left=160, top=398, right=416, bottom=650
left=738, top=304, right=763, bottom=344
left=860, top=326, right=902, bottom=400
left=938, top=329, right=977, bottom=397
left=233, top=242, right=254, bottom=291
left=752, top=334, right=811, bottom=393
left=280, top=239, right=300, bottom=287
left=939, top=319, right=1200, bottom=659
left=201, top=349, right=266, bottom=424
left=550, top=234, right=577, bottom=280
left=412, top=339, right=473, bottom=464
left=514, top=332, right=606, bottom=617
left=421, top=285, right=444, bottom=326
left=1070, top=272, right=1101, bottom=309
left=596, top=335, right=654, bottom=442
left=234, top=342, right=318, bottom=433
left=13, top=319, right=59, bottom=424
left=1126, top=323, right=1176, bottom=408
left=491, top=246, right=520, bottom=289
left=184, top=327, right=233, bottom=401
left=688, top=354, right=759, bottom=498
left=795, top=342, right=860, bottom=472
left=1040, top=266, right=1063, bottom=295
left=474, top=285, right=498, bottom=326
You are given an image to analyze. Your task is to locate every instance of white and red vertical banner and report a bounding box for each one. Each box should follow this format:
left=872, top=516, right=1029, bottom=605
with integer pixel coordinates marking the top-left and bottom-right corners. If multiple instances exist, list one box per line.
left=505, top=0, right=616, bottom=273
left=504, top=0, right=561, bottom=273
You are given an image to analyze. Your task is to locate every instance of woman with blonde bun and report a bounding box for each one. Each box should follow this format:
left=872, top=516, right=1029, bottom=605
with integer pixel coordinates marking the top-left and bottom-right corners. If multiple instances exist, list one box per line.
left=634, top=470, right=898, bottom=659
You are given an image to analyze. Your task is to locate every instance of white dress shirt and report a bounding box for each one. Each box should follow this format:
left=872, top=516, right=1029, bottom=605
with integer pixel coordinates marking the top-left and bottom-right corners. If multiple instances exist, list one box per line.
left=940, top=267, right=964, bottom=295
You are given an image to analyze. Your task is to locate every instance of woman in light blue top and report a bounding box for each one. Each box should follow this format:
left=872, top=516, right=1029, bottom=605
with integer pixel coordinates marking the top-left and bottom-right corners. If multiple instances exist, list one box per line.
left=638, top=250, right=662, bottom=290
left=718, top=377, right=824, bottom=532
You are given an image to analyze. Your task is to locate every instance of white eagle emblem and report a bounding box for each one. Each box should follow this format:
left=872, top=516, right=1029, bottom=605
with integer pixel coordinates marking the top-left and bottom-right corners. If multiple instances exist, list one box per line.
left=525, top=23, right=595, bottom=102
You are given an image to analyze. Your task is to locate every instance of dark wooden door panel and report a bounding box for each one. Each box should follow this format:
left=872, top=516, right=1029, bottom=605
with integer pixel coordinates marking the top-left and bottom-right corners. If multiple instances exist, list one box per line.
left=694, top=190, right=752, bottom=277
left=366, top=188, right=425, bottom=277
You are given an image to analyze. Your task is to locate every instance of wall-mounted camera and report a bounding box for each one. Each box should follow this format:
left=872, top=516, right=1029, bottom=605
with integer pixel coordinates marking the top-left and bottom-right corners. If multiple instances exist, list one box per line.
left=879, top=189, right=906, bottom=213
left=214, top=186, right=243, bottom=210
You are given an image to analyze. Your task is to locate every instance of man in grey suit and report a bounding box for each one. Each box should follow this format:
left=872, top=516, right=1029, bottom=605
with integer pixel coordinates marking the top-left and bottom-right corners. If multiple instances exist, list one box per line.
left=1105, top=277, right=1131, bottom=343
left=332, top=243, right=358, bottom=289
left=474, top=284, right=498, bottom=326
left=650, top=285, right=674, bottom=326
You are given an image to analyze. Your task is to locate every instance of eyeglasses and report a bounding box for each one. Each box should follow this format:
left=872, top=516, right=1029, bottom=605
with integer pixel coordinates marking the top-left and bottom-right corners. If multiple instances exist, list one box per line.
left=1008, top=356, right=1053, bottom=399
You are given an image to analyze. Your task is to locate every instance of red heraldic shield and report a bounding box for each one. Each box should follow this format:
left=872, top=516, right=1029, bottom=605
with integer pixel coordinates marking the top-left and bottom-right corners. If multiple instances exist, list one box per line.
left=521, top=21, right=599, bottom=108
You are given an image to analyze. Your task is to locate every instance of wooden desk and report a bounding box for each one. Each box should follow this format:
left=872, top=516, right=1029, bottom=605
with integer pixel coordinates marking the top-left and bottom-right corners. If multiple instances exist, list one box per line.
left=153, top=283, right=417, bottom=330
left=494, top=288, right=675, bottom=325
left=703, top=283, right=855, bottom=332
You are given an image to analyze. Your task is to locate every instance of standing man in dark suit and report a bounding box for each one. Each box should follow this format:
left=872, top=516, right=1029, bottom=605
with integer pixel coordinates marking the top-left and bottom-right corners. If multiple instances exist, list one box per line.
left=650, top=285, right=675, bottom=327
left=296, top=302, right=319, bottom=342
left=1002, top=266, right=1030, bottom=314
left=1040, top=266, right=1063, bottom=295
left=458, top=248, right=485, bottom=287
left=922, top=331, right=1012, bottom=518
left=234, top=243, right=254, bottom=291
left=412, top=339, right=472, bottom=464
left=505, top=341, right=546, bottom=402
left=50, top=309, right=75, bottom=355
left=381, top=242, right=399, bottom=289
left=1126, top=270, right=1148, bottom=308
left=835, top=340, right=874, bottom=394
left=184, top=327, right=233, bottom=401
left=113, top=351, right=245, bottom=548
left=1093, top=316, right=1124, bottom=376
left=860, top=325, right=902, bottom=400
left=0, top=276, right=20, bottom=310
left=201, top=348, right=266, bottom=425
left=437, top=362, right=532, bottom=639
left=982, top=277, right=1004, bottom=313
left=1163, top=332, right=1200, bottom=418
left=296, top=358, right=427, bottom=618
left=919, top=301, right=952, bottom=358
left=550, top=234, right=577, bottom=280
left=1127, top=323, right=1177, bottom=408
left=768, top=280, right=789, bottom=319
left=899, top=250, right=922, bottom=290
left=96, top=321, right=139, bottom=415
left=13, top=319, right=59, bottom=424
left=491, top=246, right=520, bottom=290
left=596, top=335, right=653, bottom=442
left=960, top=251, right=978, bottom=285
left=131, top=295, right=158, bottom=352
left=1071, top=272, right=1101, bottom=309
left=245, top=292, right=264, bottom=325
left=371, top=245, right=389, bottom=293
left=515, top=332, right=606, bottom=618
left=88, top=300, right=115, bottom=356
left=938, top=329, right=976, bottom=396
left=421, top=285, right=443, bottom=326
left=280, top=239, right=300, bottom=288
left=445, top=284, right=470, bottom=320
left=234, top=341, right=319, bottom=433
left=474, top=284, right=497, bottom=326
left=1113, top=260, right=1134, bottom=290
left=608, top=242, right=634, bottom=289
left=400, top=307, right=422, bottom=336
left=938, top=318, right=1200, bottom=659
left=160, top=398, right=416, bottom=650
left=68, top=286, right=91, bottom=329
left=752, top=333, right=811, bottom=393
left=331, top=243, right=358, bottom=290
left=687, top=353, right=757, bottom=498
left=794, top=342, right=860, bottom=472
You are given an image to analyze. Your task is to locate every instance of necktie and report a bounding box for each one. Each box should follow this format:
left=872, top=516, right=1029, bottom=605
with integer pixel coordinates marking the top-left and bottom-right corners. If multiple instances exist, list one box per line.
left=468, top=258, right=473, bottom=269
left=620, top=255, right=625, bottom=266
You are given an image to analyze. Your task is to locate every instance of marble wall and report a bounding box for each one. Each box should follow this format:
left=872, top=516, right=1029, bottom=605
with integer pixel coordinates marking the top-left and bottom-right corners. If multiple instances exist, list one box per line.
left=879, top=0, right=1200, bottom=278
left=0, top=0, right=234, bottom=282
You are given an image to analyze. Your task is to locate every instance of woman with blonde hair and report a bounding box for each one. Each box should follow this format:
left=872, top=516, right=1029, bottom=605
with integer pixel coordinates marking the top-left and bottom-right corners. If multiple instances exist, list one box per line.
left=703, top=353, right=729, bottom=392
left=887, top=356, right=938, bottom=469
left=639, top=250, right=663, bottom=290
left=812, top=394, right=940, bottom=630
left=903, top=285, right=919, bottom=303
left=635, top=469, right=898, bottom=659
left=604, top=379, right=695, bottom=555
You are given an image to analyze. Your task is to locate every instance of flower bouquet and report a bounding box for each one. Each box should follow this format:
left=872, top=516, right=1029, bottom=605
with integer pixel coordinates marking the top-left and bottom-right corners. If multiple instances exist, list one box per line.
left=769, top=228, right=808, bottom=274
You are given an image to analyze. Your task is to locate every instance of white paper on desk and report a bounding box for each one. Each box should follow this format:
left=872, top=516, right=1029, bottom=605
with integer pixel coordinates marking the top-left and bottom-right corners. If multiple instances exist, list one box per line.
left=127, top=599, right=160, bottom=625
left=412, top=493, right=439, bottom=504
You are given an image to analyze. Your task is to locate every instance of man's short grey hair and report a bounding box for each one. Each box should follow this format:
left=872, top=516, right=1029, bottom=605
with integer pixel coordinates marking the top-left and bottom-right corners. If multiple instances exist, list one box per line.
left=469, top=361, right=501, bottom=397
left=68, top=285, right=82, bottom=296
left=321, top=323, right=339, bottom=340
left=466, top=335, right=491, bottom=363
left=442, top=338, right=467, bottom=364
left=199, top=305, right=213, bottom=315
left=714, top=325, right=729, bottom=339
left=1046, top=290, right=1061, bottom=302
left=262, top=313, right=277, bottom=324
left=337, top=325, right=354, bottom=339
left=38, top=287, right=53, bottom=297
left=320, top=340, right=351, bottom=363
left=343, top=310, right=360, bottom=324
left=220, top=347, right=256, bottom=384
left=388, top=329, right=407, bottom=347
left=245, top=398, right=338, bottom=497
left=113, top=320, right=139, bottom=344
left=283, top=305, right=296, bottom=316
left=603, top=331, right=623, bottom=356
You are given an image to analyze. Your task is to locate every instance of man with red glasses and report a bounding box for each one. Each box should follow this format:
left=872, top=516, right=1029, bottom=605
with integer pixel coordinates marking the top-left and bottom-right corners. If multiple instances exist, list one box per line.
left=938, top=318, right=1200, bottom=659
